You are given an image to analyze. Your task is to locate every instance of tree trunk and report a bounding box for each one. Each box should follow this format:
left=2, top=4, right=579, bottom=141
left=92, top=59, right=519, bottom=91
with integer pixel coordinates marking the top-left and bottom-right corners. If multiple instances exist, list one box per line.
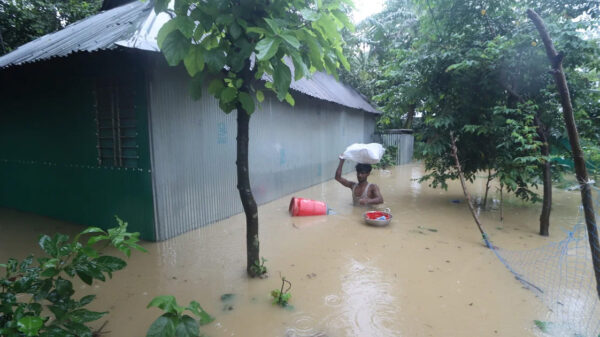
left=236, top=107, right=260, bottom=277
left=502, top=82, right=553, bottom=235
left=0, top=29, right=6, bottom=55
left=499, top=184, right=504, bottom=222
left=403, top=104, right=416, bottom=129
left=450, top=132, right=490, bottom=247
left=483, top=168, right=493, bottom=209
left=528, top=8, right=600, bottom=298
left=535, top=115, right=552, bottom=236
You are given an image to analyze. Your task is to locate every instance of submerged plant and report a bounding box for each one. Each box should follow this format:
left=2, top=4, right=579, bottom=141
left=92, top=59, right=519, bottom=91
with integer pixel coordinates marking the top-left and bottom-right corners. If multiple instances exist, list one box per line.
left=146, top=296, right=213, bottom=337
left=271, top=276, right=292, bottom=307
left=0, top=216, right=146, bottom=337
left=249, top=257, right=268, bottom=277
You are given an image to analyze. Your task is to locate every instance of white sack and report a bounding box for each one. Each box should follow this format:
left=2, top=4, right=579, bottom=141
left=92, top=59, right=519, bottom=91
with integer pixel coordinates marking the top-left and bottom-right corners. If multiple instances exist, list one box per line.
left=341, top=143, right=385, bottom=164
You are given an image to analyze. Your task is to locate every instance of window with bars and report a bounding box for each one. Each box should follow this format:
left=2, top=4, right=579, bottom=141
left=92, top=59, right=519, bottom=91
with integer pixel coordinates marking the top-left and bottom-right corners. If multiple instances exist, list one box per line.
left=94, top=78, right=139, bottom=168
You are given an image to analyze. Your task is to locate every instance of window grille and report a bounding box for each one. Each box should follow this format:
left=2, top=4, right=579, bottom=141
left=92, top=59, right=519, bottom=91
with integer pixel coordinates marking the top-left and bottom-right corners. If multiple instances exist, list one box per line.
left=94, top=78, right=139, bottom=168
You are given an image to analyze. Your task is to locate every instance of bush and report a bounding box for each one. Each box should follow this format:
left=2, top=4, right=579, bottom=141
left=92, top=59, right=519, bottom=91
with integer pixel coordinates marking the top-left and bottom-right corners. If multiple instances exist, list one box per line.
left=374, top=145, right=398, bottom=169
left=0, top=217, right=146, bottom=337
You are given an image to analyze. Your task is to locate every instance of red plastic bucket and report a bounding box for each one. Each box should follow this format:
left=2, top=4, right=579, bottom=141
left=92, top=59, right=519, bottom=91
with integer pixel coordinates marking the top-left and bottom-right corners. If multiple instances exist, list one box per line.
left=289, top=197, right=327, bottom=216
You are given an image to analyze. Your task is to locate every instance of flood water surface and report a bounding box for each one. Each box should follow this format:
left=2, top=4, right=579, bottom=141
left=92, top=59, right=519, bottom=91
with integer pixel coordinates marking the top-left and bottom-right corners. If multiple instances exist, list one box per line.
left=0, top=163, right=583, bottom=337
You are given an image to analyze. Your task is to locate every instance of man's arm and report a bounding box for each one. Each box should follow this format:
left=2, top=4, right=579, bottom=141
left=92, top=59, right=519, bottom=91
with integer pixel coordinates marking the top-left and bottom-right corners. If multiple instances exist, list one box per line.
left=359, top=184, right=384, bottom=205
left=335, top=157, right=354, bottom=188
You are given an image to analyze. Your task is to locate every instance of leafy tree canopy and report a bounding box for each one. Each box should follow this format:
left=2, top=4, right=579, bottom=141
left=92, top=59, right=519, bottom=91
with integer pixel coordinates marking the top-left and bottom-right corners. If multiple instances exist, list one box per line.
left=0, top=0, right=103, bottom=55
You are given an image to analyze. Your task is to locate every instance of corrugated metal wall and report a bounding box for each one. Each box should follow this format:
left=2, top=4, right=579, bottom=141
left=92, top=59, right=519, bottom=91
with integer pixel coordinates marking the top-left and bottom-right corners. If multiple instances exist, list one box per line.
left=381, top=132, right=414, bottom=165
left=148, top=61, right=376, bottom=240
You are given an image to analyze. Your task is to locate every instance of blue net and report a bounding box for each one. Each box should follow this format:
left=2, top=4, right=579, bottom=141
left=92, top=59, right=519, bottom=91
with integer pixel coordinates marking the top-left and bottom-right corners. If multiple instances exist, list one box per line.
left=487, top=184, right=600, bottom=336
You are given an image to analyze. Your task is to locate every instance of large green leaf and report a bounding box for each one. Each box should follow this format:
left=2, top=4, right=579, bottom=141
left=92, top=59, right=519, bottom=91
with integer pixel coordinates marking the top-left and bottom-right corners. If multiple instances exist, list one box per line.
left=154, top=0, right=169, bottom=13
left=280, top=33, right=300, bottom=49
left=272, top=60, right=292, bottom=101
left=183, top=46, right=205, bottom=77
left=55, top=278, right=74, bottom=298
left=256, top=37, right=281, bottom=61
left=290, top=52, right=310, bottom=81
left=157, top=17, right=194, bottom=48
left=147, top=296, right=184, bottom=315
left=95, top=256, right=126, bottom=272
left=238, top=92, right=255, bottom=114
left=220, top=87, right=238, bottom=103
left=174, top=315, right=200, bottom=337
left=204, top=48, right=227, bottom=72
left=17, top=316, right=43, bottom=336
left=147, top=316, right=177, bottom=337
left=187, top=301, right=214, bottom=325
left=208, top=79, right=225, bottom=97
left=161, top=30, right=191, bottom=66
left=68, top=309, right=107, bottom=323
left=229, top=22, right=242, bottom=39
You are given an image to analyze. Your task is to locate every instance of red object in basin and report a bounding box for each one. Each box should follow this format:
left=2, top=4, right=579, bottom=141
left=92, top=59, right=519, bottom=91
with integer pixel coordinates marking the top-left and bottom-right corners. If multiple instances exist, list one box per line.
left=365, top=211, right=391, bottom=220
left=289, top=197, right=328, bottom=216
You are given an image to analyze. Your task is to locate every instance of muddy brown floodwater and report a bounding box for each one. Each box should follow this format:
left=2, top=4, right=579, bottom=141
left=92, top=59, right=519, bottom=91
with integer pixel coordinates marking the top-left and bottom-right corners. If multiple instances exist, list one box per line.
left=0, top=163, right=584, bottom=337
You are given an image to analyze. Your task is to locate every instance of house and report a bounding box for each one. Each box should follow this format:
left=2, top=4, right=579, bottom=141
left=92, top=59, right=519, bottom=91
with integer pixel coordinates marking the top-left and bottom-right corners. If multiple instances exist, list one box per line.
left=0, top=0, right=379, bottom=241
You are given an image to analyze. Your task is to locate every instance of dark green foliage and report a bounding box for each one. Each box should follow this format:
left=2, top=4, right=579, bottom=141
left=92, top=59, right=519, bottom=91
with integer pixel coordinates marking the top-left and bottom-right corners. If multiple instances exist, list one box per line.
left=346, top=0, right=600, bottom=203
left=0, top=0, right=102, bottom=54
left=0, top=217, right=146, bottom=337
left=374, top=145, right=398, bottom=169
left=146, top=296, right=213, bottom=337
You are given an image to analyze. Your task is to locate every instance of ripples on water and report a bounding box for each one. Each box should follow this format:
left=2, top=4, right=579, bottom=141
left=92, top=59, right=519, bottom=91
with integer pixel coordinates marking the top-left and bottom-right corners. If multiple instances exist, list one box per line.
left=322, top=259, right=400, bottom=337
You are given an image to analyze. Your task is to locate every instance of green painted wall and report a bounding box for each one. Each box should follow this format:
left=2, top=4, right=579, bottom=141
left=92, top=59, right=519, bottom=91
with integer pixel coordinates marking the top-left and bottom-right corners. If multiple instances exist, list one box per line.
left=0, top=51, right=156, bottom=240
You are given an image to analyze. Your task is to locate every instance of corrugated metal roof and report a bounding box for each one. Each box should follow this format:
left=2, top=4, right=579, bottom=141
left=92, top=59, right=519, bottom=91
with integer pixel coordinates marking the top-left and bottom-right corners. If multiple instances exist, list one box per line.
left=0, top=1, right=153, bottom=68
left=0, top=0, right=378, bottom=114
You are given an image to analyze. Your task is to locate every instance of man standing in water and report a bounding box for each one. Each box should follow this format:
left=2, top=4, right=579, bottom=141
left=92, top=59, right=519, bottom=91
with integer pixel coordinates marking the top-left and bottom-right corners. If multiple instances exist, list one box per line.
left=335, top=156, right=384, bottom=206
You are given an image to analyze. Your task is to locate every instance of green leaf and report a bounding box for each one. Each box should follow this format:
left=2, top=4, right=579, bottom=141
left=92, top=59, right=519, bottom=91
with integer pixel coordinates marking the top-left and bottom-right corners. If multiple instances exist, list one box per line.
left=147, top=296, right=178, bottom=314
left=264, top=18, right=282, bottom=34
left=174, top=315, right=200, bottom=337
left=280, top=33, right=300, bottom=49
left=17, top=316, right=43, bottom=336
left=220, top=87, right=238, bottom=103
left=256, top=90, right=265, bottom=103
left=246, top=27, right=268, bottom=36
left=331, top=9, right=354, bottom=31
left=284, top=93, right=295, bottom=106
left=161, top=30, right=191, bottom=66
left=147, top=315, right=177, bottom=337
left=238, top=92, right=255, bottom=114
left=39, top=235, right=57, bottom=257
left=41, top=267, right=59, bottom=278
left=183, top=46, right=205, bottom=77
left=55, top=278, right=74, bottom=298
left=204, top=48, right=227, bottom=72
left=187, top=301, right=214, bottom=325
left=63, top=321, right=91, bottom=337
left=208, top=79, right=225, bottom=97
left=76, top=270, right=93, bottom=285
left=315, top=15, right=339, bottom=42
left=80, top=227, right=105, bottom=235
left=81, top=246, right=99, bottom=258
left=95, top=256, right=127, bottom=272
left=229, top=22, right=242, bottom=40
left=189, top=73, right=205, bottom=100
left=272, top=59, right=292, bottom=101
left=291, top=52, right=310, bottom=81
left=154, top=0, right=169, bottom=13
left=69, top=309, right=107, bottom=323
left=79, top=295, right=96, bottom=307
left=255, top=37, right=281, bottom=61
left=300, top=8, right=319, bottom=21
